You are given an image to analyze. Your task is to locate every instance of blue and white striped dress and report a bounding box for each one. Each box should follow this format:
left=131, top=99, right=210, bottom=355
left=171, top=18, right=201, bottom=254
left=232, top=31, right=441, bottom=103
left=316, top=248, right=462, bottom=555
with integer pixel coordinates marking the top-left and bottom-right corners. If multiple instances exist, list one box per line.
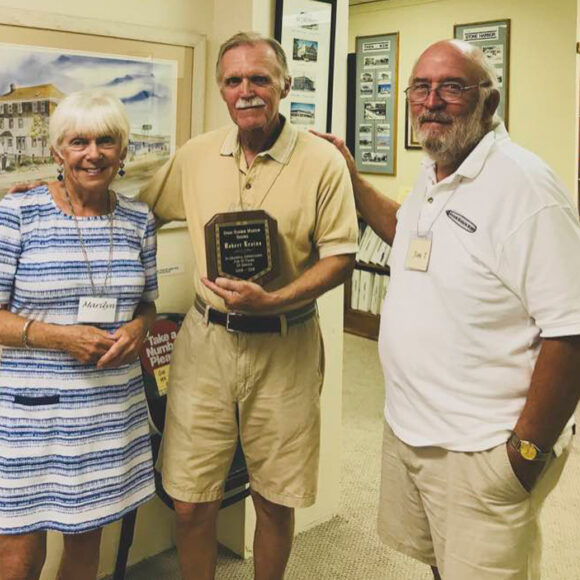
left=0, top=186, right=158, bottom=534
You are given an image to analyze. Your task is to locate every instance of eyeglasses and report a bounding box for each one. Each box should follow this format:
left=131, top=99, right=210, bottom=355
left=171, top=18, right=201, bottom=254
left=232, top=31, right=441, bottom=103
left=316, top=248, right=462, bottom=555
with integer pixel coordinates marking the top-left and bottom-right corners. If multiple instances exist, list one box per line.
left=404, top=81, right=490, bottom=103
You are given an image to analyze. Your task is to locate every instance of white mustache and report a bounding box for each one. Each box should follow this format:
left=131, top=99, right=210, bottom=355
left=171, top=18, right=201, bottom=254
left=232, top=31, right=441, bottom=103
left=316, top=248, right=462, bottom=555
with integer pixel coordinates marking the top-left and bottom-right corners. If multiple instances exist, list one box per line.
left=235, top=97, right=266, bottom=109
left=419, top=112, right=453, bottom=124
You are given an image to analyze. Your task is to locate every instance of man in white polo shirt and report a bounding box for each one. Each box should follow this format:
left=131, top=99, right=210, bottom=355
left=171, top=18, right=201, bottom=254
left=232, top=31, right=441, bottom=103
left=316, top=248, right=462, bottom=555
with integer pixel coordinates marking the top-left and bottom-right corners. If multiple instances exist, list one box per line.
left=317, top=39, right=580, bottom=579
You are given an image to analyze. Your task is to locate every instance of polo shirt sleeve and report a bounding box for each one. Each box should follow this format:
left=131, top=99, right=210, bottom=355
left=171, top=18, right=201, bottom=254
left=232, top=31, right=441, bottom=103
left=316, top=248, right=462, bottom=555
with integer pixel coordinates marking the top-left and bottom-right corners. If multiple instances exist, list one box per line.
left=497, top=204, right=580, bottom=338
left=0, top=195, right=22, bottom=306
left=313, top=154, right=358, bottom=259
left=138, top=148, right=187, bottom=224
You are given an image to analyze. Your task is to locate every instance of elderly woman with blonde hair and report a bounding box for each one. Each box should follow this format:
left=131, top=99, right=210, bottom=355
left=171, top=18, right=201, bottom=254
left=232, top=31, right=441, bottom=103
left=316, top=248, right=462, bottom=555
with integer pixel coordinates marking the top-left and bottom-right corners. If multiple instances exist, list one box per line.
left=0, top=91, right=158, bottom=580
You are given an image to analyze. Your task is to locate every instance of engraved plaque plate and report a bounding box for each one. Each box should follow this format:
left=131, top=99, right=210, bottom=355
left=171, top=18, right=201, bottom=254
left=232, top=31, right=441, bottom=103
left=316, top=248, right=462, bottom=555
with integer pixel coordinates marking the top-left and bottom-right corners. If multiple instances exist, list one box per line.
left=205, top=210, right=279, bottom=285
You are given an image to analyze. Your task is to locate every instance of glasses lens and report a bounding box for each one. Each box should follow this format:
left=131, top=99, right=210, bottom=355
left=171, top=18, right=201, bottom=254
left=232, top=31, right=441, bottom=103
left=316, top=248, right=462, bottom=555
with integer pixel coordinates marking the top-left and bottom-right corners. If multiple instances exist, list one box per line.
left=438, top=83, right=463, bottom=102
left=408, top=85, right=429, bottom=103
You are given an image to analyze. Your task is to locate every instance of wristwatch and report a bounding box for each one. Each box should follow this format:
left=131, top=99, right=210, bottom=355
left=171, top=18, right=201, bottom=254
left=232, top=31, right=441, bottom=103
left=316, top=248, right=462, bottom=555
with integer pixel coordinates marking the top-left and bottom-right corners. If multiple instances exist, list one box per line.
left=508, top=432, right=551, bottom=462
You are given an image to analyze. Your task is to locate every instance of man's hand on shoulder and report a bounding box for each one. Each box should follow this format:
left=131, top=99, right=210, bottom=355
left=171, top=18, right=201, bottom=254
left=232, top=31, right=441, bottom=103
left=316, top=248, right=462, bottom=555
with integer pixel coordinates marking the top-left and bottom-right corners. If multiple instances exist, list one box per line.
left=202, top=277, right=280, bottom=313
left=310, top=130, right=357, bottom=178
left=8, top=180, right=46, bottom=194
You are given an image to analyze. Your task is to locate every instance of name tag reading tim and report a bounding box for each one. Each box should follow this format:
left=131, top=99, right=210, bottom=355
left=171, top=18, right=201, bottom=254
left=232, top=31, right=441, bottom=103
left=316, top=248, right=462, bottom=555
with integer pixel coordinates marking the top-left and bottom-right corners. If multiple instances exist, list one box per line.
left=77, top=297, right=118, bottom=323
left=405, top=234, right=432, bottom=272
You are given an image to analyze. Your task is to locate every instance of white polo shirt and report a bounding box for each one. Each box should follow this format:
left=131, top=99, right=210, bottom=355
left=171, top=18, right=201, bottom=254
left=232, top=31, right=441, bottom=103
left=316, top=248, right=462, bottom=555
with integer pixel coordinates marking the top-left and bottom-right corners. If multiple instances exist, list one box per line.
left=379, top=123, right=580, bottom=451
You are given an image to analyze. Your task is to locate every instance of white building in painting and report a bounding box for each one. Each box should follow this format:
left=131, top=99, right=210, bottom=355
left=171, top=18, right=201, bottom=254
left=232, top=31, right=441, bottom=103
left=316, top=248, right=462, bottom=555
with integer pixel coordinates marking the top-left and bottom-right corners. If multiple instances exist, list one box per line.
left=0, top=83, right=65, bottom=166
left=128, top=133, right=170, bottom=157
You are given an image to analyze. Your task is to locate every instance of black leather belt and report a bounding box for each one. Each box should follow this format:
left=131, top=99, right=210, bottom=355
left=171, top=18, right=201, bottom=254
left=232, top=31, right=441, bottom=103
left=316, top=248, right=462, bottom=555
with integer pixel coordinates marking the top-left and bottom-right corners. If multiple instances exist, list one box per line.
left=194, top=295, right=316, bottom=334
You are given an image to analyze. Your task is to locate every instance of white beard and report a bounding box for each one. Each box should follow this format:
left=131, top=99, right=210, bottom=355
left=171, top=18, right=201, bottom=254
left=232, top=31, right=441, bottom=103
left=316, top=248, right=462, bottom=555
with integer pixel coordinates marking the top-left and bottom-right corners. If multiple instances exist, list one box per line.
left=412, top=97, right=489, bottom=167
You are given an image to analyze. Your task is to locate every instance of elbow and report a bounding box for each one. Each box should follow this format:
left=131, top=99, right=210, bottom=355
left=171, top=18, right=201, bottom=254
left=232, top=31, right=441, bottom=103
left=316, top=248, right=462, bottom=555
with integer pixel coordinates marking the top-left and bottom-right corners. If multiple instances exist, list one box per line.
left=339, top=254, right=356, bottom=284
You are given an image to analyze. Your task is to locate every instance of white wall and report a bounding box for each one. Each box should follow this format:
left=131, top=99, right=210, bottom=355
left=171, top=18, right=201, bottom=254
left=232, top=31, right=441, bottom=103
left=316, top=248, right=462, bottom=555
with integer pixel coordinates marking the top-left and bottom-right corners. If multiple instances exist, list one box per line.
left=0, top=0, right=212, bottom=34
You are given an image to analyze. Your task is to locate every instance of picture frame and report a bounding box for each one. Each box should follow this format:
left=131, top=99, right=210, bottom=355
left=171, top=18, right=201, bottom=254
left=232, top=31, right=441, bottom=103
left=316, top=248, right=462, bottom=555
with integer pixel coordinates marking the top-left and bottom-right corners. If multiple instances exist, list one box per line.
left=0, top=8, right=206, bottom=203
left=454, top=19, right=510, bottom=128
left=354, top=32, right=399, bottom=175
left=404, top=100, right=421, bottom=150
left=274, top=0, right=337, bottom=132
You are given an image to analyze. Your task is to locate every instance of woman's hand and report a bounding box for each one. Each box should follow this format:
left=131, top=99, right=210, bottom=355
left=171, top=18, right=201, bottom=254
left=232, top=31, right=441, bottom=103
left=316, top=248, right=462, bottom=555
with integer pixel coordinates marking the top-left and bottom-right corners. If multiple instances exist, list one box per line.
left=96, top=317, right=149, bottom=369
left=63, top=325, right=117, bottom=365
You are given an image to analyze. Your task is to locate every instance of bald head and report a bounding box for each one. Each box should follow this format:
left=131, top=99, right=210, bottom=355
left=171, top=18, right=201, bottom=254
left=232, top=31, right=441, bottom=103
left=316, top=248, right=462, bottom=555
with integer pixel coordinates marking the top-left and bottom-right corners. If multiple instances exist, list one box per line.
left=411, top=40, right=499, bottom=91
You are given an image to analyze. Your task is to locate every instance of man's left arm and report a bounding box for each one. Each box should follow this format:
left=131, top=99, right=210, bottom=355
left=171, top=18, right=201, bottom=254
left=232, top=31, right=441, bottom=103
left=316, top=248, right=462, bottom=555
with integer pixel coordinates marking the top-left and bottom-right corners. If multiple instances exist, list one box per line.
left=498, top=195, right=580, bottom=491
left=202, top=253, right=355, bottom=313
left=509, top=335, right=580, bottom=491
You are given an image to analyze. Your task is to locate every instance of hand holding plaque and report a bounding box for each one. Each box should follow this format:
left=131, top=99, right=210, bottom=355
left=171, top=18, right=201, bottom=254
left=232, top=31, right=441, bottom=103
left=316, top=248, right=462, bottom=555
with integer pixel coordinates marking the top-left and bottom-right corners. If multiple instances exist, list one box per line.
left=205, top=210, right=280, bottom=285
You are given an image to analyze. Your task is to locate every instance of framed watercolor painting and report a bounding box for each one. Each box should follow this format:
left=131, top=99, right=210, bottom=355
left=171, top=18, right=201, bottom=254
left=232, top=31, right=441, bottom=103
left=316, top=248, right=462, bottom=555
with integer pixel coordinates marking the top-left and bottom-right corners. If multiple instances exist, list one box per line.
left=0, top=9, right=204, bottom=200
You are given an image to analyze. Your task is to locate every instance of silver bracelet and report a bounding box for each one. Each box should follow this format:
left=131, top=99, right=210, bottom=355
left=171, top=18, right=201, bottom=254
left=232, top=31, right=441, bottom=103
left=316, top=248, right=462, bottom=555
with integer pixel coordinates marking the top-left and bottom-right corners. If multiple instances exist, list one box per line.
left=21, top=319, right=34, bottom=349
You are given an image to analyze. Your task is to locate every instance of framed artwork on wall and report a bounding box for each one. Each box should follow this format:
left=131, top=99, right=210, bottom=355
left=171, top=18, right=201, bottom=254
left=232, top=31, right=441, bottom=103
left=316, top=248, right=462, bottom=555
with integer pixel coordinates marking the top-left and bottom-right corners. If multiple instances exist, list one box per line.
left=404, top=101, right=421, bottom=150
left=0, top=9, right=204, bottom=201
left=354, top=32, right=399, bottom=175
left=274, top=0, right=337, bottom=132
left=453, top=19, right=510, bottom=128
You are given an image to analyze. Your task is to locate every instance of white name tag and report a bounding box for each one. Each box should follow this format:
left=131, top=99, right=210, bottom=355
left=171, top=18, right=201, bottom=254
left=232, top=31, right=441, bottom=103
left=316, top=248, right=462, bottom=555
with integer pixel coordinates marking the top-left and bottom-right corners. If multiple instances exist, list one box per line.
left=77, top=297, right=118, bottom=323
left=405, top=235, right=432, bottom=272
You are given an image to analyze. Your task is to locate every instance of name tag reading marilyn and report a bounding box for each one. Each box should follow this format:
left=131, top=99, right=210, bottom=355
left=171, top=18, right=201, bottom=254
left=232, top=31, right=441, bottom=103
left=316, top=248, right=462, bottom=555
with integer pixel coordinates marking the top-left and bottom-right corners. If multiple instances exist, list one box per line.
left=77, top=297, right=118, bottom=323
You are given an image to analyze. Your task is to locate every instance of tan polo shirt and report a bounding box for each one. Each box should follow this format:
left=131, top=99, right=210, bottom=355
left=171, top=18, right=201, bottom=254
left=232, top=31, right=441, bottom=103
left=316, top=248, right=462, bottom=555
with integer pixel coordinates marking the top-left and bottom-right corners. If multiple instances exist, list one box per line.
left=140, top=119, right=358, bottom=312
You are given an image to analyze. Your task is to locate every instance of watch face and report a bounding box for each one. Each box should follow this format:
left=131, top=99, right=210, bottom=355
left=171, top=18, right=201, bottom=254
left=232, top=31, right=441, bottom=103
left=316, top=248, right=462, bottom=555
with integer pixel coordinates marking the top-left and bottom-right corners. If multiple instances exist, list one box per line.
left=520, top=441, right=538, bottom=461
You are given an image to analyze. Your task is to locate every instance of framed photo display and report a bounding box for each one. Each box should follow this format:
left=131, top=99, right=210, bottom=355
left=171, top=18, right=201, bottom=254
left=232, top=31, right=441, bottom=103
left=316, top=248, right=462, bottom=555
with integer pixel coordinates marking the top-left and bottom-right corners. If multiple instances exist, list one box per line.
left=275, top=0, right=337, bottom=132
left=354, top=33, right=399, bottom=175
left=454, top=19, right=510, bottom=128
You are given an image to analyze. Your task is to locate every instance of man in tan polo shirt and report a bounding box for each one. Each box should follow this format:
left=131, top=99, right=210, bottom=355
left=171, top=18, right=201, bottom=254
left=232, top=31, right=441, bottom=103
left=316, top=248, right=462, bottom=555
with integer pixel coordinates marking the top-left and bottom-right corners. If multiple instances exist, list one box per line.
left=140, top=32, right=358, bottom=579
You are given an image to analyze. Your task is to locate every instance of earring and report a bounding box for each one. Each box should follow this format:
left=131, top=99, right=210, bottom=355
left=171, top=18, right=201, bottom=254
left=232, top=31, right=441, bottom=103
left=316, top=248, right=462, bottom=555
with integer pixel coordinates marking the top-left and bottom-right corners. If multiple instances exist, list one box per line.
left=57, top=166, right=64, bottom=181
left=118, top=162, right=126, bottom=177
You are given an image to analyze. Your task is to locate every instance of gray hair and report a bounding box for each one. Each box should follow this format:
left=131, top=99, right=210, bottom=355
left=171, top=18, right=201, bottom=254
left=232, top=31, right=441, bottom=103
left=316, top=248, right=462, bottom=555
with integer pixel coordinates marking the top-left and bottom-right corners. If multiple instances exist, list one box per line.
left=215, top=31, right=290, bottom=88
left=49, top=90, right=131, bottom=153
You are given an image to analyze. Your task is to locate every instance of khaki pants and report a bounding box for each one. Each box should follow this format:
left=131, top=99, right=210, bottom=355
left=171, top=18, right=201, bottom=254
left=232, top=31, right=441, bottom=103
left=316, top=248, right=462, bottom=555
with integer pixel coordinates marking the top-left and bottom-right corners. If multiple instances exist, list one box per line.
left=378, top=422, right=570, bottom=579
left=158, top=305, right=324, bottom=508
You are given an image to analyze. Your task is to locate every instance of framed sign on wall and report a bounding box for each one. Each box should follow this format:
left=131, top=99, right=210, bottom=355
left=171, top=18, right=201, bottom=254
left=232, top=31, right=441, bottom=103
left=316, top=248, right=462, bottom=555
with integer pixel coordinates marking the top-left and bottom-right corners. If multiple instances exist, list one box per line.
left=354, top=33, right=399, bottom=175
left=275, top=0, right=337, bottom=132
left=0, top=9, right=204, bottom=202
left=454, top=19, right=510, bottom=128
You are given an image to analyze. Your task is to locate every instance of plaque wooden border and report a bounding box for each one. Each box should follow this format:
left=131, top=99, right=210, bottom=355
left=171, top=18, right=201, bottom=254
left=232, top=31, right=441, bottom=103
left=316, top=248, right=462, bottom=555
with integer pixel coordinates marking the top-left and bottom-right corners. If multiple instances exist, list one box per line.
left=205, top=210, right=280, bottom=285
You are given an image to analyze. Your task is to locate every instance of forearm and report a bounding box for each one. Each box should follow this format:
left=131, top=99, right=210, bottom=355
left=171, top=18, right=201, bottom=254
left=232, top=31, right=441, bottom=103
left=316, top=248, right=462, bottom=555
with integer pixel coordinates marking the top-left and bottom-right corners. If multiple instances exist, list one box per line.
left=270, top=254, right=355, bottom=310
left=0, top=309, right=68, bottom=350
left=132, top=301, right=157, bottom=332
left=352, top=173, right=399, bottom=246
left=513, top=335, right=580, bottom=450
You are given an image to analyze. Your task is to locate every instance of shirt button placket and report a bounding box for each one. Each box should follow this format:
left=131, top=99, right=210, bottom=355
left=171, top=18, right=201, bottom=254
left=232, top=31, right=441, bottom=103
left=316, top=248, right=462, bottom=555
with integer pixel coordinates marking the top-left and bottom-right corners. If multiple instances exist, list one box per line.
left=242, top=169, right=254, bottom=209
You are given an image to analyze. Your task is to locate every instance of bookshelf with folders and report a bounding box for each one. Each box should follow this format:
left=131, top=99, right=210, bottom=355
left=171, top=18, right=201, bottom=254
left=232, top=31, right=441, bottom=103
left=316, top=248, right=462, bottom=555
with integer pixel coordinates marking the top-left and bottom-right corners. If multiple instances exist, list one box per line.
left=344, top=220, right=390, bottom=340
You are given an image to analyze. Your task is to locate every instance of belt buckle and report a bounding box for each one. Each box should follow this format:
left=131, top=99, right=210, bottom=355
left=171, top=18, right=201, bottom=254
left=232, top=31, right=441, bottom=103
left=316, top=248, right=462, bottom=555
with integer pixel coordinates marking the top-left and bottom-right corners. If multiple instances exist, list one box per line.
left=226, top=311, right=242, bottom=333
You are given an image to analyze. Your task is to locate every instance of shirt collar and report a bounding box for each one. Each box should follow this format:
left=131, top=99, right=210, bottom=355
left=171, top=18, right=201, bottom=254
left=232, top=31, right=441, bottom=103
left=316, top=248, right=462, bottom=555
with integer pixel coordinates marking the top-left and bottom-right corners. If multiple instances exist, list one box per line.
left=219, top=115, right=297, bottom=165
left=420, top=122, right=509, bottom=181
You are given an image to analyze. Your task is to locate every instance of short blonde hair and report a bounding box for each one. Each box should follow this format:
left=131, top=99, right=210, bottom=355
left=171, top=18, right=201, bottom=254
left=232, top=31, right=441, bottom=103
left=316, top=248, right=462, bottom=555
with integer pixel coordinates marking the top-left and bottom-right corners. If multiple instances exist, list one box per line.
left=49, top=90, right=131, bottom=153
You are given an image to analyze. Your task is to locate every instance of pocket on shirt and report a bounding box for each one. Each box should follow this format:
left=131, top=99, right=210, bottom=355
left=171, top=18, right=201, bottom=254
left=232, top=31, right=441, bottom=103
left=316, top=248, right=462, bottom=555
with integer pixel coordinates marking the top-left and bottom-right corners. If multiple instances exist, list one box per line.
left=13, top=394, right=60, bottom=406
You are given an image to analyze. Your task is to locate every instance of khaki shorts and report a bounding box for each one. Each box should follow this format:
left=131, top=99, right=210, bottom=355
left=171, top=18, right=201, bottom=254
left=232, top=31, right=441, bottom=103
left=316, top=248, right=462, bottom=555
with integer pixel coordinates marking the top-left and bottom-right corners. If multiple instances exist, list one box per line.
left=158, top=305, right=324, bottom=508
left=378, top=422, right=570, bottom=579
